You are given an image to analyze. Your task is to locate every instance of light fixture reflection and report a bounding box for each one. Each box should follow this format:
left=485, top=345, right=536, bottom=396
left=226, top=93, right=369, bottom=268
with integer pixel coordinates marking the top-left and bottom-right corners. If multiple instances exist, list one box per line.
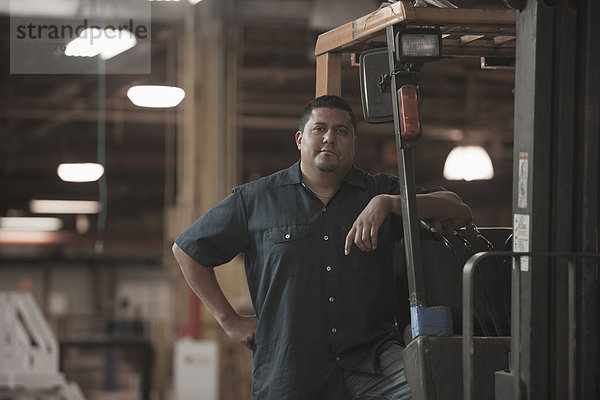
left=127, top=85, right=185, bottom=108
left=65, top=28, right=137, bottom=60
left=57, top=163, right=104, bottom=182
left=0, top=217, right=63, bottom=231
left=30, top=200, right=102, bottom=214
left=443, top=146, right=494, bottom=181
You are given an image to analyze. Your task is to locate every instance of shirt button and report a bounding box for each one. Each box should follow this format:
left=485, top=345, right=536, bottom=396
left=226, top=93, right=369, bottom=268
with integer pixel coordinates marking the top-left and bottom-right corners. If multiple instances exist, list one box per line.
left=285, top=233, right=290, bottom=239
left=331, top=327, right=337, bottom=333
left=323, top=235, right=329, bottom=241
left=328, top=297, right=334, bottom=303
left=326, top=265, right=332, bottom=272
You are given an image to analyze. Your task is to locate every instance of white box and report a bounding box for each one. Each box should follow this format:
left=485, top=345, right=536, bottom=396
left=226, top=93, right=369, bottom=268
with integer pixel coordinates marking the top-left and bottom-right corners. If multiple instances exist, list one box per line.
left=174, top=339, right=219, bottom=400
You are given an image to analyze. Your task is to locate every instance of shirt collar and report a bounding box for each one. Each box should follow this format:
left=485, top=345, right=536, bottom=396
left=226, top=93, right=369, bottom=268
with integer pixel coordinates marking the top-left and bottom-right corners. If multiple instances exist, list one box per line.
left=343, top=164, right=367, bottom=189
left=280, top=160, right=366, bottom=190
left=280, top=161, right=303, bottom=185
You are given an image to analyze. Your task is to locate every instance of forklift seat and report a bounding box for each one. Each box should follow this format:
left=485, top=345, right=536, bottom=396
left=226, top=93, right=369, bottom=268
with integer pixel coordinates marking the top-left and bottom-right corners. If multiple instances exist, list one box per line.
left=397, top=227, right=512, bottom=400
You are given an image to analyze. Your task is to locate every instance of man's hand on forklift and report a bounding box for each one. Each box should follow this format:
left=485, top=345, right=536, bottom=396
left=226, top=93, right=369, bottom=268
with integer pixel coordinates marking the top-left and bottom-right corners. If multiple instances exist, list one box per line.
left=344, top=194, right=392, bottom=255
left=417, top=191, right=473, bottom=234
left=344, top=191, right=472, bottom=255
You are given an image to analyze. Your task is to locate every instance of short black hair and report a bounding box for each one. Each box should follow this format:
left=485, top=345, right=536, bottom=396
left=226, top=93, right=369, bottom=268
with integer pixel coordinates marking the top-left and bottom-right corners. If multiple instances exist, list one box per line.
left=298, top=95, right=357, bottom=133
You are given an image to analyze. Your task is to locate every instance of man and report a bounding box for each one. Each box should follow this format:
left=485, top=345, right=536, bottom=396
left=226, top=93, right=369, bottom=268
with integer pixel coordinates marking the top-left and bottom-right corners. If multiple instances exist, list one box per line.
left=172, top=95, right=472, bottom=399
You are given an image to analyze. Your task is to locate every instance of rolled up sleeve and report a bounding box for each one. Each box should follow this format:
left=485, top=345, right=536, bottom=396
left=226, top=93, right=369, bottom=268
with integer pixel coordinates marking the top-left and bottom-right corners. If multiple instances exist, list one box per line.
left=174, top=187, right=250, bottom=267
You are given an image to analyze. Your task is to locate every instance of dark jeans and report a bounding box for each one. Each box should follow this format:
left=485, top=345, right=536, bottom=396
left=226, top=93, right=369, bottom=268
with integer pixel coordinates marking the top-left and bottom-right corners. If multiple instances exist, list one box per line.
left=342, top=343, right=412, bottom=400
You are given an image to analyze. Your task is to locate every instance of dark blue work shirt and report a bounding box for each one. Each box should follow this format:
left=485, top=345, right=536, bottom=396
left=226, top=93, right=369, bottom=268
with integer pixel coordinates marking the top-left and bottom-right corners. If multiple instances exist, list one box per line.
left=175, top=161, right=415, bottom=400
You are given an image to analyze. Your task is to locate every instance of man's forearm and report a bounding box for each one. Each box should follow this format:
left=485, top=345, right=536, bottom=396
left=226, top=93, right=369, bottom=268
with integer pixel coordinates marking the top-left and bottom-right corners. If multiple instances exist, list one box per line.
left=172, top=243, right=258, bottom=349
left=380, top=191, right=472, bottom=228
left=172, top=243, right=237, bottom=327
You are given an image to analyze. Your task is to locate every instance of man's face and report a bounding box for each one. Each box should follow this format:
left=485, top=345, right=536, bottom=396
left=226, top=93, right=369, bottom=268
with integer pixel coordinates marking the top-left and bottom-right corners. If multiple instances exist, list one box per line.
left=295, top=107, right=356, bottom=174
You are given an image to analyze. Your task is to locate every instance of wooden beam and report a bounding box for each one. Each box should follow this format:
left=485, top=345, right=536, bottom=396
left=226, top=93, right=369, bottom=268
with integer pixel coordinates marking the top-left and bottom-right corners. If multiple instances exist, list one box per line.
left=315, top=2, right=410, bottom=56
left=316, top=52, right=342, bottom=96
left=0, top=107, right=168, bottom=124
left=409, top=5, right=515, bottom=26
left=314, top=1, right=515, bottom=56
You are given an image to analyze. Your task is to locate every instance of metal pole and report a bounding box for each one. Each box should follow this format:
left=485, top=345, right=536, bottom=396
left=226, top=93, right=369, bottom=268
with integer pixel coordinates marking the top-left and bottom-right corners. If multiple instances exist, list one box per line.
left=512, top=255, right=522, bottom=400
left=385, top=25, right=426, bottom=308
left=567, top=256, right=576, bottom=400
left=512, top=1, right=554, bottom=397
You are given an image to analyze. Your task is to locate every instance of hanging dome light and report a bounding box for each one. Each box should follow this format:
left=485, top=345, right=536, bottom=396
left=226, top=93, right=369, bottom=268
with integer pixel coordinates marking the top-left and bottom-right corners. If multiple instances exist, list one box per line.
left=57, top=163, right=104, bottom=182
left=127, top=85, right=185, bottom=108
left=443, top=146, right=494, bottom=181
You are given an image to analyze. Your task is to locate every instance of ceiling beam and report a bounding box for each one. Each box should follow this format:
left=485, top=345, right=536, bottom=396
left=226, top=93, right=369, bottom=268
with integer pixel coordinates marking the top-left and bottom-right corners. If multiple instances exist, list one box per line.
left=1, top=107, right=170, bottom=124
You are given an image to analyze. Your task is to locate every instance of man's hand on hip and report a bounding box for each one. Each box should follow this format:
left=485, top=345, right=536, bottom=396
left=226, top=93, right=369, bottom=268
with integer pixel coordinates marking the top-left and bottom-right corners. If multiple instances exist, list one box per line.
left=222, top=314, right=259, bottom=350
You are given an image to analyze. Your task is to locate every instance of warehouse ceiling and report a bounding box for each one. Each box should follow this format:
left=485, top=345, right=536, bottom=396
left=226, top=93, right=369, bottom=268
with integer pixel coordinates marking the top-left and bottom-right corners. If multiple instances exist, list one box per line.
left=0, top=0, right=515, bottom=263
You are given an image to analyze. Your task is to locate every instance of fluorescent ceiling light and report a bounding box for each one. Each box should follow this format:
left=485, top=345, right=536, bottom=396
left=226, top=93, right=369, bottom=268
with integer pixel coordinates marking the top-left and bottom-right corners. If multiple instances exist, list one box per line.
left=189, top=0, right=203, bottom=4
left=99, top=30, right=137, bottom=60
left=127, top=85, right=186, bottom=108
left=0, top=217, right=63, bottom=231
left=0, top=231, right=58, bottom=245
left=30, top=200, right=102, bottom=214
left=443, top=146, right=494, bottom=181
left=65, top=28, right=137, bottom=60
left=57, top=163, right=104, bottom=182
left=7, top=0, right=79, bottom=18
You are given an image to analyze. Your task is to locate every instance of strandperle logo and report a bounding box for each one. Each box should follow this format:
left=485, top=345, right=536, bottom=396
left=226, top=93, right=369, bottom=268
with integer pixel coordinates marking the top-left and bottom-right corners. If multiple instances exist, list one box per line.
left=14, top=19, right=148, bottom=42
left=10, top=0, right=151, bottom=74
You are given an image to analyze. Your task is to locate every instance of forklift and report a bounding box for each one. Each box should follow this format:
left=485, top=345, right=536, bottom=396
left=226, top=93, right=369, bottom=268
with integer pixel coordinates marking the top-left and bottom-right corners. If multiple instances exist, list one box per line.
left=313, top=1, right=600, bottom=399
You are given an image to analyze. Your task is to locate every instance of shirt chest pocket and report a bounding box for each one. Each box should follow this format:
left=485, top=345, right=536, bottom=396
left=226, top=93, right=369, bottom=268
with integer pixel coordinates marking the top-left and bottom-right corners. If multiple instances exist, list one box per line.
left=267, top=224, right=312, bottom=276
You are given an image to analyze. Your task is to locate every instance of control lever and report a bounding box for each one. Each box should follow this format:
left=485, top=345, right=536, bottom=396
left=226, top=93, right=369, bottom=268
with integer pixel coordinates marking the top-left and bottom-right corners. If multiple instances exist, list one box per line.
left=420, top=220, right=461, bottom=267
left=466, top=223, right=493, bottom=250
left=451, top=228, right=474, bottom=254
